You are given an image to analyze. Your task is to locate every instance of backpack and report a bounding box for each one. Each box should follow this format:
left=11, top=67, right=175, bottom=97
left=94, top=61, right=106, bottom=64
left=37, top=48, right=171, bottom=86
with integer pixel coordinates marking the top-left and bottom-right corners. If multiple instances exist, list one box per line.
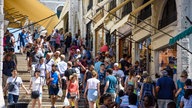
left=142, top=83, right=153, bottom=99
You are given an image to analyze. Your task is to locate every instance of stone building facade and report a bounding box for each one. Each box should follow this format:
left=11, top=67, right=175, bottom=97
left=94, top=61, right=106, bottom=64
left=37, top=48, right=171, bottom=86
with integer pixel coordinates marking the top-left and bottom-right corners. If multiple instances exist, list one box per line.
left=78, top=0, right=192, bottom=79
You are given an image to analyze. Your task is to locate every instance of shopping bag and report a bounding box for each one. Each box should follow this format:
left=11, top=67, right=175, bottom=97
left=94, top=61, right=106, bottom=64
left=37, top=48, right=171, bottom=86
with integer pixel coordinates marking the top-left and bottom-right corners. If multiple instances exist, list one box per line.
left=63, top=98, right=70, bottom=106
left=57, top=88, right=63, bottom=97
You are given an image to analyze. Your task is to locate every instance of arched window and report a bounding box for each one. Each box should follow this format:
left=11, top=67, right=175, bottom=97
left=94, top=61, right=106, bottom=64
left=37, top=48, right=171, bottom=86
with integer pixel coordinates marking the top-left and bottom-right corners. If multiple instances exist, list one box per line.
left=137, top=0, right=151, bottom=23
left=109, top=0, right=116, bottom=11
left=158, top=0, right=177, bottom=29
left=87, top=0, right=93, bottom=11
left=122, top=1, right=132, bottom=18
left=57, top=6, right=63, bottom=18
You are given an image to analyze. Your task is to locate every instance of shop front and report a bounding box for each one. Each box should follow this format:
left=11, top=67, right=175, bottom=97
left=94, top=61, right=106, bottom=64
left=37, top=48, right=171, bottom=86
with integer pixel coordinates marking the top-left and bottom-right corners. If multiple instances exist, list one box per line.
left=137, top=37, right=151, bottom=72
left=158, top=45, right=177, bottom=71
left=119, top=34, right=132, bottom=59
left=95, top=25, right=104, bottom=54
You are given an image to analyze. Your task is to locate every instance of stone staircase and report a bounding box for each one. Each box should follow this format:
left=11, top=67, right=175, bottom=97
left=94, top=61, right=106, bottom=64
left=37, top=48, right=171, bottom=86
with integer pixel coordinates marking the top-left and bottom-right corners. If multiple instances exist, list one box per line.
left=6, top=54, right=87, bottom=108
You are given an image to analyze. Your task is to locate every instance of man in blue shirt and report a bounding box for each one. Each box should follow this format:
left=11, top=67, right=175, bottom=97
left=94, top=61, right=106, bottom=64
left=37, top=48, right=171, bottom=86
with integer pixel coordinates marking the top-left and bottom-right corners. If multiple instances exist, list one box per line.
left=94, top=57, right=103, bottom=72
left=104, top=68, right=118, bottom=102
left=156, top=70, right=176, bottom=108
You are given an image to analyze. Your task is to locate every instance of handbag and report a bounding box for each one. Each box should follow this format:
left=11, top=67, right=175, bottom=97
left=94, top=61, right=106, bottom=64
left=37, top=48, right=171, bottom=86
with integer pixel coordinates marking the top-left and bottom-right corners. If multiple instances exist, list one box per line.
left=8, top=77, right=17, bottom=92
left=31, top=77, right=41, bottom=99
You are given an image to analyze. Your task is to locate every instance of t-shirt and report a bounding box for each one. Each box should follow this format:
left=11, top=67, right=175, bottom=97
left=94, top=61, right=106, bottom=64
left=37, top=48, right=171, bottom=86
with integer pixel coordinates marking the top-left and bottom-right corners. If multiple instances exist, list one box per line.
left=180, top=95, right=192, bottom=108
left=87, top=78, right=100, bottom=89
left=64, top=68, right=76, bottom=80
left=94, top=61, right=103, bottom=73
left=7, top=77, right=23, bottom=95
left=73, top=67, right=81, bottom=79
left=35, top=63, right=46, bottom=77
left=30, top=77, right=44, bottom=93
left=45, top=59, right=54, bottom=72
left=30, top=51, right=44, bottom=64
left=113, top=70, right=125, bottom=78
left=120, top=95, right=129, bottom=107
left=105, top=75, right=117, bottom=93
left=50, top=71, right=59, bottom=85
left=156, top=76, right=176, bottom=100
left=57, top=61, right=67, bottom=75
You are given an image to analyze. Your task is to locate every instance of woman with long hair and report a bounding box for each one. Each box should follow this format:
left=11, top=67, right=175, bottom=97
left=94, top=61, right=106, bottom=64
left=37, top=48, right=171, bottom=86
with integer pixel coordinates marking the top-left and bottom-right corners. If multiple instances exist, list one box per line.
left=140, top=75, right=155, bottom=108
left=84, top=70, right=100, bottom=108
left=124, top=70, right=137, bottom=91
left=65, top=73, right=79, bottom=108
left=29, top=70, right=44, bottom=108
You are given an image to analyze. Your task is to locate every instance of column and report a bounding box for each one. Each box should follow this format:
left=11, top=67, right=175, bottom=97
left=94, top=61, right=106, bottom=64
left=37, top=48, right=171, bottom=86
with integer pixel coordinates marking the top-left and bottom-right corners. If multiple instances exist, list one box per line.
left=0, top=0, right=5, bottom=107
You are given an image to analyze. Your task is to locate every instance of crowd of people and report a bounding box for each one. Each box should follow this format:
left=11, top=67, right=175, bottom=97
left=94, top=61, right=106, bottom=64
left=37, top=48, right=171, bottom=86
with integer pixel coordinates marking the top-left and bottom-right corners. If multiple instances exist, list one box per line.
left=2, top=28, right=192, bottom=108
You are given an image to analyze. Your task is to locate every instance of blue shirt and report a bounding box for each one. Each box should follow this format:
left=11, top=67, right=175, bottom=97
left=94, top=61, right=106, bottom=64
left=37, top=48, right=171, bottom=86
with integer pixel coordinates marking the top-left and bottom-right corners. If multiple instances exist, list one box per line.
left=19, top=32, right=25, bottom=41
left=51, top=72, right=59, bottom=85
left=156, top=76, right=176, bottom=100
left=105, top=75, right=117, bottom=93
left=94, top=61, right=102, bottom=72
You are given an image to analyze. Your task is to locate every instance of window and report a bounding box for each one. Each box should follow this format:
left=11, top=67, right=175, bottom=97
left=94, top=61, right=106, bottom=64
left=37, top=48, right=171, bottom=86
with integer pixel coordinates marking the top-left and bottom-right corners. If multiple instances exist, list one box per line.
left=87, top=0, right=93, bottom=11
left=56, top=6, right=63, bottom=18
left=137, top=0, right=151, bottom=24
left=122, top=1, right=132, bottom=18
left=158, top=0, right=177, bottom=29
left=109, top=0, right=116, bottom=11
left=98, top=0, right=103, bottom=3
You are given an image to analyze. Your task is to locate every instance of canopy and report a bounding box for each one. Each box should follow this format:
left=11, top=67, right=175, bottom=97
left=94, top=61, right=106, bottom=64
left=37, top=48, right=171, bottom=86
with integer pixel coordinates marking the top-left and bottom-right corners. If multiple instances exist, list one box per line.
left=4, top=0, right=59, bottom=34
left=169, top=26, right=192, bottom=45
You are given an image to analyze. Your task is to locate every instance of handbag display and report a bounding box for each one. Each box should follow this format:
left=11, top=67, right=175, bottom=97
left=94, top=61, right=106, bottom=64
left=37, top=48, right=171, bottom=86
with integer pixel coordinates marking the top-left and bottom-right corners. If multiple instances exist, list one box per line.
left=31, top=77, right=41, bottom=99
left=8, top=77, right=17, bottom=92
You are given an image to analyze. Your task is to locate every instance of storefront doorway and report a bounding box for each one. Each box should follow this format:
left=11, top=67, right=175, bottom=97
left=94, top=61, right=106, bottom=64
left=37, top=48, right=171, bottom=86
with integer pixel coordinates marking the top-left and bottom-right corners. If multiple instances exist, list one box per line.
left=119, top=34, right=132, bottom=59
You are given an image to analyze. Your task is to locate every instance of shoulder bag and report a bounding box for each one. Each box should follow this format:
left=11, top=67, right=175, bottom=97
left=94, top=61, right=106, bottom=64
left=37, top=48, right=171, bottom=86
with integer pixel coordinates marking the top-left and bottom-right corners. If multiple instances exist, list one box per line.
left=31, top=77, right=41, bottom=99
left=8, top=77, right=17, bottom=92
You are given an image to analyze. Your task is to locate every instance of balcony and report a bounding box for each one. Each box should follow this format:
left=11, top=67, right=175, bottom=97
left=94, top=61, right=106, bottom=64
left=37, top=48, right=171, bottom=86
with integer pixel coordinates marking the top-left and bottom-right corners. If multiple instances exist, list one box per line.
left=158, top=13, right=177, bottom=29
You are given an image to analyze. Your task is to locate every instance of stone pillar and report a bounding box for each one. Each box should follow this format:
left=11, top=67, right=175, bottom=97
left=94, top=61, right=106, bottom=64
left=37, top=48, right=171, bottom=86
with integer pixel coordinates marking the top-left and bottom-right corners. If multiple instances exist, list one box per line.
left=177, top=0, right=192, bottom=79
left=0, top=0, right=5, bottom=107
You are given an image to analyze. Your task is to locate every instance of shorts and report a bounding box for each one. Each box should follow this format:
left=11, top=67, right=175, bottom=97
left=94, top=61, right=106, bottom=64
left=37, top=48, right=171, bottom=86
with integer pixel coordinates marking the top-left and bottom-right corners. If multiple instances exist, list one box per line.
left=49, top=85, right=59, bottom=95
left=67, top=92, right=77, bottom=99
left=87, top=89, right=98, bottom=102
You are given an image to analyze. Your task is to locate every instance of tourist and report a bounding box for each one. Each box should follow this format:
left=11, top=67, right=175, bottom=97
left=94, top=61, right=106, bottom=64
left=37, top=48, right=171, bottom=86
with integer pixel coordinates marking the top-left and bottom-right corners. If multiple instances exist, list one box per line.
left=57, top=54, right=67, bottom=77
left=128, top=93, right=138, bottom=108
left=84, top=71, right=100, bottom=108
left=66, top=73, right=79, bottom=108
left=100, top=94, right=117, bottom=108
left=29, top=70, right=44, bottom=108
left=180, top=79, right=192, bottom=108
left=47, top=64, right=62, bottom=108
left=3, top=69, right=29, bottom=104
left=156, top=70, right=176, bottom=108
left=143, top=95, right=155, bottom=108
left=104, top=68, right=118, bottom=102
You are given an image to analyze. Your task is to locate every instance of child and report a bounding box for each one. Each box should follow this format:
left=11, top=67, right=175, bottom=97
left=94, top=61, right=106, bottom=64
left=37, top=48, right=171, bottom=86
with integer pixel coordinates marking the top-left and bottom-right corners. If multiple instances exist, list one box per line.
left=180, top=79, right=192, bottom=108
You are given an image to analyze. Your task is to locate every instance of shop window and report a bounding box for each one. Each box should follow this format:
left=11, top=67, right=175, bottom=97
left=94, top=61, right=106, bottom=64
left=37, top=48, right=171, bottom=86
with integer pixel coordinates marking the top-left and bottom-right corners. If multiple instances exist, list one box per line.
left=87, top=0, right=93, bottom=11
left=158, top=45, right=177, bottom=71
left=56, top=6, right=63, bottom=18
left=122, top=1, right=132, bottom=18
left=109, top=0, right=116, bottom=11
left=137, top=0, right=152, bottom=24
left=138, top=38, right=151, bottom=72
left=158, top=0, right=177, bottom=29
left=119, top=35, right=132, bottom=59
left=98, top=0, right=103, bottom=3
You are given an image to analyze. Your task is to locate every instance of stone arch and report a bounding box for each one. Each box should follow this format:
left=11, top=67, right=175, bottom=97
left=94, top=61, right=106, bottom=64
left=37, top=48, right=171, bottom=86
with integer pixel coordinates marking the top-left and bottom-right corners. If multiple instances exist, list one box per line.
left=158, top=0, right=177, bottom=29
left=55, top=5, right=64, bottom=18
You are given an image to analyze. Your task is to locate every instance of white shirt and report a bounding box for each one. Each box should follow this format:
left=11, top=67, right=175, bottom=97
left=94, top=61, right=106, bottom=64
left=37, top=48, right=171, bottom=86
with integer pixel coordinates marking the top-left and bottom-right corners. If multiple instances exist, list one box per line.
left=45, top=59, right=54, bottom=72
left=30, top=77, right=44, bottom=93
left=7, top=77, right=23, bottom=95
left=181, top=95, right=192, bottom=108
left=57, top=61, right=67, bottom=75
left=113, top=70, right=125, bottom=78
left=87, top=78, right=100, bottom=89
left=128, top=105, right=138, bottom=108
left=35, top=63, right=46, bottom=77
left=73, top=67, right=81, bottom=79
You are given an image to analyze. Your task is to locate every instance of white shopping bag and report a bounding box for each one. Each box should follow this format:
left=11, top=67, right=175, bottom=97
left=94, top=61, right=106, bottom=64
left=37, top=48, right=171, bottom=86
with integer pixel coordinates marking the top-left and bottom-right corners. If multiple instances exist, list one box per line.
left=57, top=88, right=63, bottom=97
left=63, top=97, right=70, bottom=106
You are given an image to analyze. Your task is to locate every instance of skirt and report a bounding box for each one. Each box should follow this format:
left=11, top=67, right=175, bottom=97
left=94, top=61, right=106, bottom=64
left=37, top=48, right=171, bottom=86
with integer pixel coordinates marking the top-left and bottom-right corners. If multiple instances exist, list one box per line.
left=87, top=89, right=98, bottom=102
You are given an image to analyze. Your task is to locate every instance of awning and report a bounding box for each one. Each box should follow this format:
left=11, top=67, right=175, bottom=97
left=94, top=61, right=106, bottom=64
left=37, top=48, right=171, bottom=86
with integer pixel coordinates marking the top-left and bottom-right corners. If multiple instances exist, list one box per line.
left=4, top=0, right=59, bottom=34
left=169, top=26, right=192, bottom=45
left=110, top=14, right=130, bottom=33
left=128, top=0, right=154, bottom=20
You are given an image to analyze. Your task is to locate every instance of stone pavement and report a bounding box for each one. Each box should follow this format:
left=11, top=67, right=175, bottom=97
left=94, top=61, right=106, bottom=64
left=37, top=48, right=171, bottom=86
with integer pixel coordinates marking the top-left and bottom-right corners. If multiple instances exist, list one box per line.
left=4, top=54, right=87, bottom=108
